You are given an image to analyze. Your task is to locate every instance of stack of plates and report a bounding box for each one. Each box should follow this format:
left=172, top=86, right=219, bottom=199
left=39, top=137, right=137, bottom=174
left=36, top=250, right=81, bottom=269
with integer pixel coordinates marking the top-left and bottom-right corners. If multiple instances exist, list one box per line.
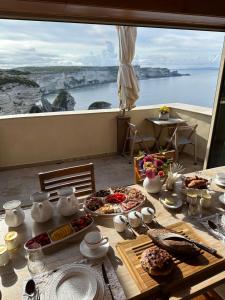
left=215, top=173, right=225, bottom=187
left=45, top=264, right=105, bottom=300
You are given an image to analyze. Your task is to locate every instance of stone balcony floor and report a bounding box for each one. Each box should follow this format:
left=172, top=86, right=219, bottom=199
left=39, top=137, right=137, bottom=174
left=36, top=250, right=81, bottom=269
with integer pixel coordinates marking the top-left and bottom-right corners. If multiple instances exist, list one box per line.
left=0, top=154, right=203, bottom=210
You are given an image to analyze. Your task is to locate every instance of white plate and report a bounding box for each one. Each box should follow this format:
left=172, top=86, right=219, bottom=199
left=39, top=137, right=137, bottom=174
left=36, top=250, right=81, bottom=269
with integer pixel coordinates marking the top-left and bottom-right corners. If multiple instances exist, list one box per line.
left=80, top=240, right=109, bottom=259
left=214, top=178, right=225, bottom=187
left=46, top=265, right=97, bottom=300
left=218, top=194, right=225, bottom=205
left=160, top=197, right=183, bottom=209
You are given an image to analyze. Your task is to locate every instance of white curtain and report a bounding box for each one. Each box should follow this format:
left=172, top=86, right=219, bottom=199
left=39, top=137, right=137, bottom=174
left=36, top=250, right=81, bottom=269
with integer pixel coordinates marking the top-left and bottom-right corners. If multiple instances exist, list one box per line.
left=117, top=26, right=139, bottom=111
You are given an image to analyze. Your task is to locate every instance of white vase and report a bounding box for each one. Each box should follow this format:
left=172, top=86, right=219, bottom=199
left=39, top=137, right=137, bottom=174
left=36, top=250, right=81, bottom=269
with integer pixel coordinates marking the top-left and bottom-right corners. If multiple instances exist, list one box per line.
left=143, top=176, right=162, bottom=194
left=3, top=200, right=25, bottom=227
left=159, top=112, right=169, bottom=120
left=31, top=192, right=53, bottom=223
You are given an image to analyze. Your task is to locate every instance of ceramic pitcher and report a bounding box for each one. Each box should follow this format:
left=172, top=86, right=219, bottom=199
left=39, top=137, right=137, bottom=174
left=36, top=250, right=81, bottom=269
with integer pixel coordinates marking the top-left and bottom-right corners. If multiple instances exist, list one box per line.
left=143, top=175, right=162, bottom=194
left=3, top=200, right=25, bottom=227
left=57, top=186, right=79, bottom=217
left=30, top=192, right=53, bottom=223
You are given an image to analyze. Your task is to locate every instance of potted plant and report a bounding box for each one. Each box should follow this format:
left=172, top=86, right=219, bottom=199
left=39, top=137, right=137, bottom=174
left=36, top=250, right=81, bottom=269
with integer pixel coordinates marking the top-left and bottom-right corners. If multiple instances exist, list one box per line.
left=159, top=105, right=170, bottom=120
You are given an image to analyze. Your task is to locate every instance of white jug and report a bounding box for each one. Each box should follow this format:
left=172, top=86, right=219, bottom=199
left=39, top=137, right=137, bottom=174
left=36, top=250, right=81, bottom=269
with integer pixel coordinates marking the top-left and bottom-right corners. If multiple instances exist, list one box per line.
left=3, top=200, right=25, bottom=227
left=57, top=186, right=79, bottom=217
left=30, top=192, right=53, bottom=223
left=143, top=175, right=162, bottom=194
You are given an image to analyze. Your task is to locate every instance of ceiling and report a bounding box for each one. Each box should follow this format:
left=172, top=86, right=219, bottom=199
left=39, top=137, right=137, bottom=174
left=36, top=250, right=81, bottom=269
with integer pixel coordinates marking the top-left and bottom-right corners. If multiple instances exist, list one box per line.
left=0, top=0, right=225, bottom=30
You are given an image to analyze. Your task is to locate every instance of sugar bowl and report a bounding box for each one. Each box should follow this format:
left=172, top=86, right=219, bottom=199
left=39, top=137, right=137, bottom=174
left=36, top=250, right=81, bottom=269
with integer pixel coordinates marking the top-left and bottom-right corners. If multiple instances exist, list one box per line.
left=128, top=211, right=142, bottom=228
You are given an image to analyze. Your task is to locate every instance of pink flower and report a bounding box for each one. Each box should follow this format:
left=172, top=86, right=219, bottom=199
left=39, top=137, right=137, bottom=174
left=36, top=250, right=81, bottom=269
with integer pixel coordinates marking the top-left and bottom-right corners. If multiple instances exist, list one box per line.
left=146, top=168, right=156, bottom=179
left=143, top=155, right=154, bottom=163
left=158, top=170, right=165, bottom=177
left=154, top=159, right=164, bottom=168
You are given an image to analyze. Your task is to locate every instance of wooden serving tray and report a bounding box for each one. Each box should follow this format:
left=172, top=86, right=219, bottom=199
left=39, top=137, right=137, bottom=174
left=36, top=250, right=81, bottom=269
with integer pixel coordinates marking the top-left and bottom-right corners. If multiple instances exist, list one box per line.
left=116, top=222, right=225, bottom=296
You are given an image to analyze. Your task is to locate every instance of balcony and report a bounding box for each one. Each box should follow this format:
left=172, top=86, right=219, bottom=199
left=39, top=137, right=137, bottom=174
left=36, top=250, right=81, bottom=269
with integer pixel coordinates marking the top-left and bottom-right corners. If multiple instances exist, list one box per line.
left=0, top=103, right=210, bottom=209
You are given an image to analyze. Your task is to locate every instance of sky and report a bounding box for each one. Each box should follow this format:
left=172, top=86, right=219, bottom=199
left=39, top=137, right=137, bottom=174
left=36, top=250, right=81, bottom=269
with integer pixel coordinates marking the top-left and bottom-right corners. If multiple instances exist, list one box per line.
left=0, top=19, right=224, bottom=69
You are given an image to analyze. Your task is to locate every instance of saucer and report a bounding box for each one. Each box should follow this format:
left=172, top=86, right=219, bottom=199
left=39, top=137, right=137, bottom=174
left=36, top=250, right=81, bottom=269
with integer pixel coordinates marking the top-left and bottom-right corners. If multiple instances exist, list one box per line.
left=80, top=240, right=109, bottom=259
left=160, top=197, right=183, bottom=209
left=214, top=178, right=225, bottom=187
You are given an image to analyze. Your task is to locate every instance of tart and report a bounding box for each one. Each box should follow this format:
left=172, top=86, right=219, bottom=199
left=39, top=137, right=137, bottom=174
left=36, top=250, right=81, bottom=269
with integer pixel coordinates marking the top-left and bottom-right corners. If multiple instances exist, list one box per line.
left=141, top=246, right=173, bottom=276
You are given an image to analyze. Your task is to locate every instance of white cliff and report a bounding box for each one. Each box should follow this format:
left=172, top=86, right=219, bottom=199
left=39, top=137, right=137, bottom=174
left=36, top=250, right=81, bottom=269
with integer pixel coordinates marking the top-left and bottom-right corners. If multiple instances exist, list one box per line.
left=0, top=76, right=42, bottom=115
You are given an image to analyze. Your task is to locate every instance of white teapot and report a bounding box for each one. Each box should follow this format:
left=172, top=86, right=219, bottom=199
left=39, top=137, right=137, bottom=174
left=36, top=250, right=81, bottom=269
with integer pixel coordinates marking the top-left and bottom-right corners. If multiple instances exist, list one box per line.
left=30, top=192, right=53, bottom=223
left=57, top=186, right=79, bottom=217
left=3, top=200, right=25, bottom=227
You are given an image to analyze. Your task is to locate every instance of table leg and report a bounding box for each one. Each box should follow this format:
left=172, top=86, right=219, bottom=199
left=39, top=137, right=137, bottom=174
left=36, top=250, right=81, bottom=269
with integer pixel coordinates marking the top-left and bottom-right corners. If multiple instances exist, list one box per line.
left=152, top=124, right=163, bottom=151
left=165, top=125, right=177, bottom=150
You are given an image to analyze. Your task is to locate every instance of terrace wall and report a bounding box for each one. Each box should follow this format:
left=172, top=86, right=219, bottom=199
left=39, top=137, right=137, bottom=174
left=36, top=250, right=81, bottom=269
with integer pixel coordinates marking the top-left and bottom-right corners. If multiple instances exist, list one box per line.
left=0, top=103, right=212, bottom=168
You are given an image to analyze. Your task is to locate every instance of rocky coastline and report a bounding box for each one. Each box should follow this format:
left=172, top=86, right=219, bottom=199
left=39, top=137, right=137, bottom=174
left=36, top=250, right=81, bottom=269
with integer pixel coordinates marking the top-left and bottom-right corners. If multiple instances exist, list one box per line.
left=0, top=66, right=189, bottom=115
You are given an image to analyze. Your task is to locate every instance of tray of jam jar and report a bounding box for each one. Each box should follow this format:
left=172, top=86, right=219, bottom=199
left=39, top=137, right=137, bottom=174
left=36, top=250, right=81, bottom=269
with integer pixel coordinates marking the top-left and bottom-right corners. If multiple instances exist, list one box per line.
left=24, top=215, right=93, bottom=251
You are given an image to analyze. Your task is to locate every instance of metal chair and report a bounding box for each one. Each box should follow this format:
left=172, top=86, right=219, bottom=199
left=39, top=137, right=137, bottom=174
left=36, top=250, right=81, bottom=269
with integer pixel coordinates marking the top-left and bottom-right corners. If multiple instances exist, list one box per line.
left=166, top=125, right=198, bottom=164
left=122, top=122, right=155, bottom=161
left=38, top=163, right=96, bottom=202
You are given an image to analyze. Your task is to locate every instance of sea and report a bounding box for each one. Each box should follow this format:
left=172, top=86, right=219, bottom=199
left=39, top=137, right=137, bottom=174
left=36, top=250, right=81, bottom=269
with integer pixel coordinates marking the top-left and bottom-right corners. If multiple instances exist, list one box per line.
left=46, top=69, right=219, bottom=110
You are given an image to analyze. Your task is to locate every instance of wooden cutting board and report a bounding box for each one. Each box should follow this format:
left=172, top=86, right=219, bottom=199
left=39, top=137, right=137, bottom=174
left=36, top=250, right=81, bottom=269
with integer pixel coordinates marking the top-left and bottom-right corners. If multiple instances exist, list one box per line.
left=116, top=222, right=225, bottom=296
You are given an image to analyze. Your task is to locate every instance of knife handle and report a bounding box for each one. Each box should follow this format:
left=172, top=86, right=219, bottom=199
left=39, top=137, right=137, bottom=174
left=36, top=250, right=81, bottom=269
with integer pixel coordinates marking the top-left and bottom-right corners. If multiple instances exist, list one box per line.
left=107, top=284, right=115, bottom=300
left=191, top=240, right=217, bottom=255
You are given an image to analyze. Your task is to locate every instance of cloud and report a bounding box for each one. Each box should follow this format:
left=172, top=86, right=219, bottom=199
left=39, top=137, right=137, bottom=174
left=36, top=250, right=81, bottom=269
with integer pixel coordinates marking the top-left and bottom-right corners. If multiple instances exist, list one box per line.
left=0, top=19, right=224, bottom=69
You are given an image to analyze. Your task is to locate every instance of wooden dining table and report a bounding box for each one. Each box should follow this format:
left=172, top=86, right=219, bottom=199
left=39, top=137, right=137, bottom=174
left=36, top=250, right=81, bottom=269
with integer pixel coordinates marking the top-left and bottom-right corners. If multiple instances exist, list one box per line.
left=1, top=166, right=225, bottom=300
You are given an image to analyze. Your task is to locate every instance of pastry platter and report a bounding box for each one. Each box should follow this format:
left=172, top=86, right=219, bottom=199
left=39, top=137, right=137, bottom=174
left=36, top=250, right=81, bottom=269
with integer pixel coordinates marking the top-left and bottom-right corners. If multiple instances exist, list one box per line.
left=83, top=186, right=146, bottom=217
left=181, top=175, right=211, bottom=195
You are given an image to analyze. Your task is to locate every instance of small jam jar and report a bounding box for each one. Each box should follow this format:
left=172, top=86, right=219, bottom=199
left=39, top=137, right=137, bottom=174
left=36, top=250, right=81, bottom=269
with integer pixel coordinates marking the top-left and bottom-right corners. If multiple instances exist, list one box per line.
left=141, top=207, right=154, bottom=224
left=5, top=231, right=19, bottom=251
left=113, top=215, right=127, bottom=232
left=128, top=211, right=142, bottom=228
left=0, top=245, right=10, bottom=266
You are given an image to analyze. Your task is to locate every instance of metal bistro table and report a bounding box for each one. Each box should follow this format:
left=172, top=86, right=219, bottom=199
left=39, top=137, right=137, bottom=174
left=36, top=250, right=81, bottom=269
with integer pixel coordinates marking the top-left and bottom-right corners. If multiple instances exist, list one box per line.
left=145, top=117, right=186, bottom=149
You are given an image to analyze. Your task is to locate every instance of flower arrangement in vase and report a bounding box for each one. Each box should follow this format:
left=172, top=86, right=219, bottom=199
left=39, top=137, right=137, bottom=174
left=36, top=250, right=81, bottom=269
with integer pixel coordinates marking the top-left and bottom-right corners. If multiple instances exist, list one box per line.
left=159, top=105, right=170, bottom=120
left=141, top=154, right=170, bottom=193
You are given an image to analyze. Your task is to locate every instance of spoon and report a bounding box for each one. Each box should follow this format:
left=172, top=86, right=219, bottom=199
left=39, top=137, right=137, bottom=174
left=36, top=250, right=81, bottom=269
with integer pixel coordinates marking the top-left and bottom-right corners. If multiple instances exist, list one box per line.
left=25, top=279, right=36, bottom=299
left=208, top=220, right=219, bottom=232
left=134, top=212, right=149, bottom=230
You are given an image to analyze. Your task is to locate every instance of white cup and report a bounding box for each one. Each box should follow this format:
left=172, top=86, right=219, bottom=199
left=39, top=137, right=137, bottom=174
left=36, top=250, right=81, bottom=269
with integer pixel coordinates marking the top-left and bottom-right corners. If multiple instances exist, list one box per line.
left=141, top=207, right=154, bottom=224
left=113, top=215, right=127, bottom=232
left=84, top=231, right=108, bottom=250
left=128, top=211, right=142, bottom=228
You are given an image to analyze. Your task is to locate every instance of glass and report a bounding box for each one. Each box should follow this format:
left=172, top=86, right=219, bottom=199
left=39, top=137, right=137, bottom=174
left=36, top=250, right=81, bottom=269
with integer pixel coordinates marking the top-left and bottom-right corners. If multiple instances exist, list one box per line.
left=200, top=191, right=212, bottom=209
left=26, top=243, right=46, bottom=275
left=186, top=192, right=202, bottom=218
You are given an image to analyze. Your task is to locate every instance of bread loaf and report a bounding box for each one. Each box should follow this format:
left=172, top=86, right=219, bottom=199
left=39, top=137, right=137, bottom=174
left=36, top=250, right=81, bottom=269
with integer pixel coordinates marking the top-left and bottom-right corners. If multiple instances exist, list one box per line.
left=147, top=228, right=199, bottom=256
left=141, top=246, right=173, bottom=276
